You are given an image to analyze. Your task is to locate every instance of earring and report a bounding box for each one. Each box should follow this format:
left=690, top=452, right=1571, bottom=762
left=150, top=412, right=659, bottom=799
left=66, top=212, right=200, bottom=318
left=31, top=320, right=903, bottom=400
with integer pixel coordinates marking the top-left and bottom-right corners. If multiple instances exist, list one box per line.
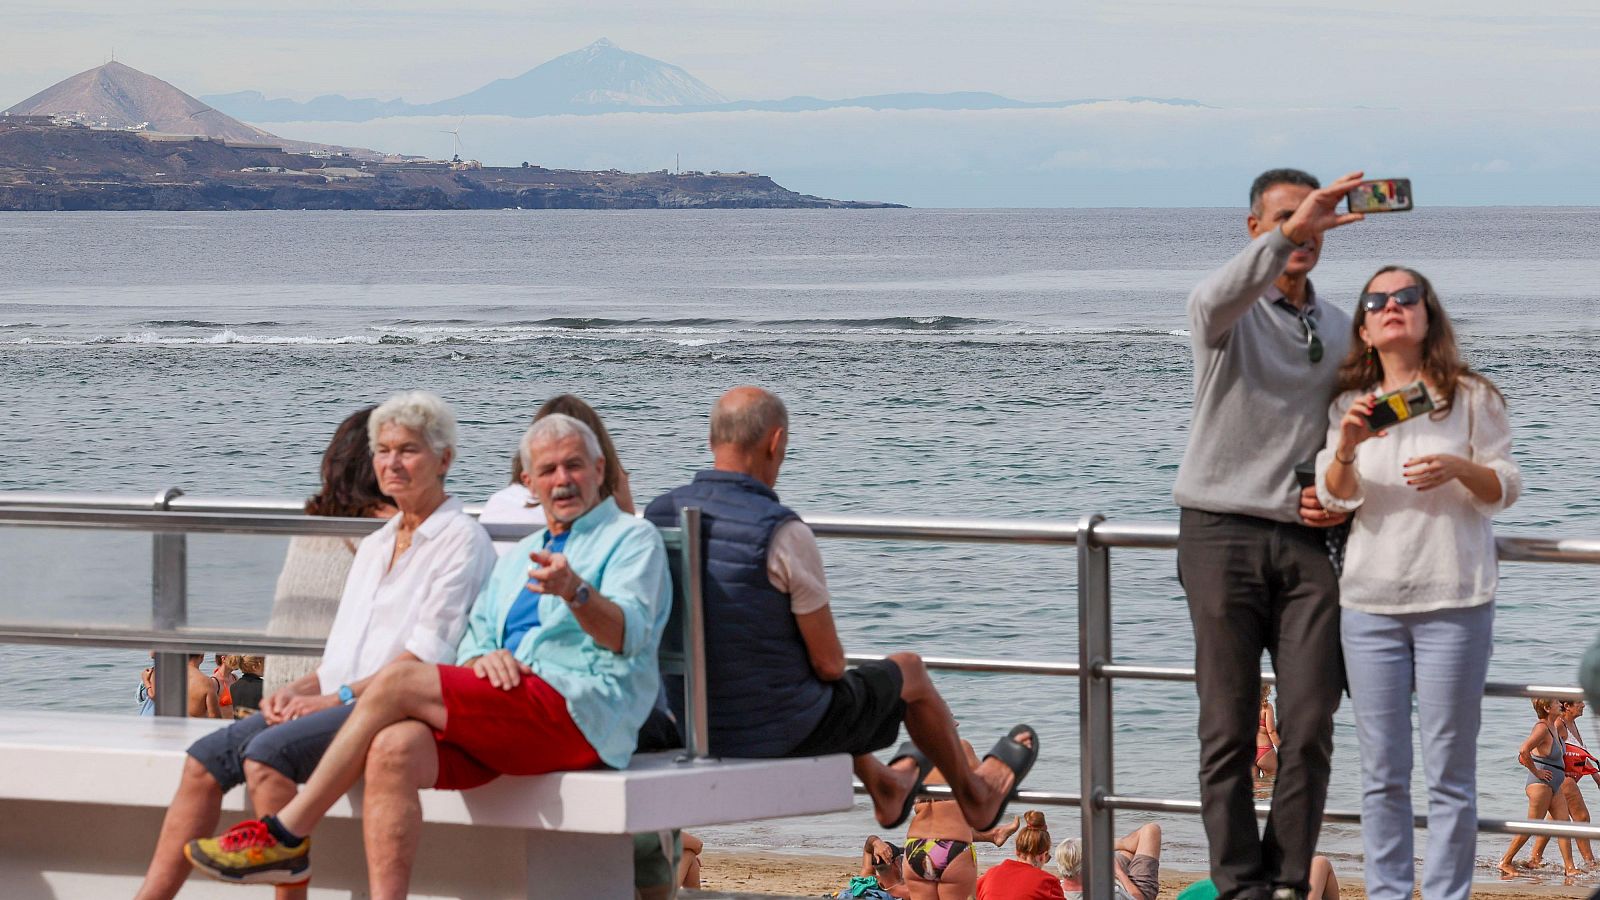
left=1365, top=345, right=1375, bottom=362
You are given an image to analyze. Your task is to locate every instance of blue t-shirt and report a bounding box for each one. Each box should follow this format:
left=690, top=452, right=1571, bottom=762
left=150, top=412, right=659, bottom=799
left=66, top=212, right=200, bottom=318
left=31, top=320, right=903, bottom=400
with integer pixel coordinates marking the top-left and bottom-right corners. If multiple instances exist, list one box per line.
left=501, top=531, right=568, bottom=653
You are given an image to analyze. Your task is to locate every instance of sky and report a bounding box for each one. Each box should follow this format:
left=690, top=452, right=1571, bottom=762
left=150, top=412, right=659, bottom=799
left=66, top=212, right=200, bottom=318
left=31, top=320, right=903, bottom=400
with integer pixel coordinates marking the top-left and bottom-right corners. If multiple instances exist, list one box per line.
left=4, top=1, right=1599, bottom=206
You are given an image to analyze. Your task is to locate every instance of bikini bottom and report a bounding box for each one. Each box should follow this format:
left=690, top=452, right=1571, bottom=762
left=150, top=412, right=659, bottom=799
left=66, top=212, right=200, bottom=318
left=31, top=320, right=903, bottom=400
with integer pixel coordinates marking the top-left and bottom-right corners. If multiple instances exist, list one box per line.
left=905, top=837, right=974, bottom=882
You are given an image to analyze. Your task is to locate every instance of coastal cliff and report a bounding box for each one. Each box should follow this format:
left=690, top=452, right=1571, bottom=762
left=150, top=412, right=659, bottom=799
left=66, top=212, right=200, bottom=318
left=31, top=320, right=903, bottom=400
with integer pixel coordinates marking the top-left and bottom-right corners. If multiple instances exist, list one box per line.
left=0, top=124, right=901, bottom=211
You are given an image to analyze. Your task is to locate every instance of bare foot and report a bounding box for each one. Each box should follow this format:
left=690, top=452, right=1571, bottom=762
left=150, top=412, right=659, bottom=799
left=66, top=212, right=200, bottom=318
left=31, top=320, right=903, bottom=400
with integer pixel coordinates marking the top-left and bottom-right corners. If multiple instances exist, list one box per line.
left=955, top=729, right=1035, bottom=831
left=1565, top=866, right=1582, bottom=878
left=868, top=755, right=922, bottom=828
left=1497, top=860, right=1520, bottom=878
left=988, top=816, right=1022, bottom=847
left=1522, top=855, right=1545, bottom=869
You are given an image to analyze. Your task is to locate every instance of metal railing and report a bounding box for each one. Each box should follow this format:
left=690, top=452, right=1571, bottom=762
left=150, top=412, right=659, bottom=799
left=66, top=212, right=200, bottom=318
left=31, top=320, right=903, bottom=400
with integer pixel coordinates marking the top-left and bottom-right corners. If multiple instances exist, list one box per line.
left=2, top=490, right=1598, bottom=898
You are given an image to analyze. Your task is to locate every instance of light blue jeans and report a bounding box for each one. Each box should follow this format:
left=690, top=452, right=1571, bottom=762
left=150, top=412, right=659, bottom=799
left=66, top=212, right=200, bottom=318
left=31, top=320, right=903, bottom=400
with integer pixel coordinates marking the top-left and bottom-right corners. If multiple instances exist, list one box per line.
left=1341, top=603, right=1494, bottom=900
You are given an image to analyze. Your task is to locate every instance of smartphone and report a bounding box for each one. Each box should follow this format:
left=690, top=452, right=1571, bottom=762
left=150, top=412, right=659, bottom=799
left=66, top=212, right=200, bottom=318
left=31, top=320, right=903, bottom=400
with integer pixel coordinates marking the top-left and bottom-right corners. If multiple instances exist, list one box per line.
left=1347, top=178, right=1413, bottom=213
left=1293, top=462, right=1317, bottom=489
left=1365, top=380, right=1434, bottom=430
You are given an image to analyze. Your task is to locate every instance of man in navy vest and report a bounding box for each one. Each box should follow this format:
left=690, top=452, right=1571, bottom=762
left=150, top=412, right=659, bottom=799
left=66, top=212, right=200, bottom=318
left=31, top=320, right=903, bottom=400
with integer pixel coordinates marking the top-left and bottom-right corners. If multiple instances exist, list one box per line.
left=645, top=386, right=1038, bottom=831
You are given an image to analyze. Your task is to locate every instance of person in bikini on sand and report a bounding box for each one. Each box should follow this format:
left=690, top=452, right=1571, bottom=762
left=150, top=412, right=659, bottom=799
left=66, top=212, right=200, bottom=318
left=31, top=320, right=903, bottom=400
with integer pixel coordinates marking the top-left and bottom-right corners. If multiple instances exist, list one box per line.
left=644, top=386, right=1040, bottom=837
left=1255, top=684, right=1279, bottom=781
left=899, top=730, right=1022, bottom=900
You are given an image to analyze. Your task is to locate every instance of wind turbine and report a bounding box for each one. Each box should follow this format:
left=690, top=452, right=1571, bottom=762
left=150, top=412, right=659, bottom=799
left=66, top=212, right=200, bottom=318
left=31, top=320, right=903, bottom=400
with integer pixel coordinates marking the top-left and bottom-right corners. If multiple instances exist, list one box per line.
left=438, top=118, right=465, bottom=161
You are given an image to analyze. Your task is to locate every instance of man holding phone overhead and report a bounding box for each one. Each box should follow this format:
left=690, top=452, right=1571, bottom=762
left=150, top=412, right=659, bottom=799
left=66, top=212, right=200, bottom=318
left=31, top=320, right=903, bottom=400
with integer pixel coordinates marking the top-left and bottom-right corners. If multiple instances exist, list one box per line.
left=1172, top=168, right=1367, bottom=900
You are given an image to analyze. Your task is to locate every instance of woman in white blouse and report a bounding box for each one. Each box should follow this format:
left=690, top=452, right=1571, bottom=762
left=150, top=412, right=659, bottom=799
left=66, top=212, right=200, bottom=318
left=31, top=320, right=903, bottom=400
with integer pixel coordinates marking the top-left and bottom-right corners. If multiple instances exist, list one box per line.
left=1316, top=266, right=1521, bottom=900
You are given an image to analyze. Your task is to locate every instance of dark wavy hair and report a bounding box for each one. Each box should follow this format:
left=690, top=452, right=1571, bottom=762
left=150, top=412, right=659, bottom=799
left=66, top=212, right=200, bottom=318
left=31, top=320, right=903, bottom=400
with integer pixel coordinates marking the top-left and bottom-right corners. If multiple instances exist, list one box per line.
left=1333, top=266, right=1503, bottom=414
left=304, top=406, right=392, bottom=517
left=508, top=394, right=625, bottom=500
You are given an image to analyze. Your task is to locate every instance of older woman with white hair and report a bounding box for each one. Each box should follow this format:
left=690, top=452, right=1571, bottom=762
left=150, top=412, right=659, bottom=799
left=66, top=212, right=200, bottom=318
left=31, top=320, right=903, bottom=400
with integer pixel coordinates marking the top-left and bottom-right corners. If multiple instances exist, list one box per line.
left=183, top=409, right=672, bottom=896
left=135, top=391, right=496, bottom=900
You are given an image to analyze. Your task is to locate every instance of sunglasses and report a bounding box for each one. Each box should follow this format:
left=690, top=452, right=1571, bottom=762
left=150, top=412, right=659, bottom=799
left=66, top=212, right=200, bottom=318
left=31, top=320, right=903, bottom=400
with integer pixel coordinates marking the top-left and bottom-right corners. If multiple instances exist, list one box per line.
left=1360, top=285, right=1425, bottom=313
left=1294, top=309, right=1323, bottom=363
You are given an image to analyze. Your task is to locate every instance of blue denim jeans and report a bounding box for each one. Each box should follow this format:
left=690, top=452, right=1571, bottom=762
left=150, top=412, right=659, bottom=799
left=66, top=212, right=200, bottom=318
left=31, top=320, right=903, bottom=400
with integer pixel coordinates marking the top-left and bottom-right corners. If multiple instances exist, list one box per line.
left=1341, top=603, right=1493, bottom=900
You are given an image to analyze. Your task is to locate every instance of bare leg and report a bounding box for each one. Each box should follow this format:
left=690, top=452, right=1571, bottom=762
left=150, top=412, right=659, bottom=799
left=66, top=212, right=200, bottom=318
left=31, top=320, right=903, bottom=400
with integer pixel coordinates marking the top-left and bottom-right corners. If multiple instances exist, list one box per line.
left=679, top=831, right=703, bottom=888
left=1550, top=788, right=1579, bottom=876
left=1308, top=856, right=1338, bottom=900
left=974, top=815, right=1021, bottom=846
left=1115, top=822, right=1162, bottom=860
left=1528, top=807, right=1558, bottom=867
left=361, top=720, right=439, bottom=900
left=244, top=761, right=307, bottom=900
left=133, top=758, right=224, bottom=900
left=865, top=652, right=1022, bottom=830
left=1566, top=781, right=1595, bottom=866
left=679, top=850, right=701, bottom=889
left=272, top=661, right=447, bottom=837
left=1501, top=785, right=1554, bottom=876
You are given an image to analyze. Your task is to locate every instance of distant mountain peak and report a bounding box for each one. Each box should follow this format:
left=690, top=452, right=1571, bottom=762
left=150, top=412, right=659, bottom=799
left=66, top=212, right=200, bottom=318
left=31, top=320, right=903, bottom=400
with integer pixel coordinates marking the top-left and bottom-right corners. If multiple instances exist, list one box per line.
left=4, top=61, right=278, bottom=142
left=427, top=38, right=727, bottom=116
left=6, top=61, right=380, bottom=158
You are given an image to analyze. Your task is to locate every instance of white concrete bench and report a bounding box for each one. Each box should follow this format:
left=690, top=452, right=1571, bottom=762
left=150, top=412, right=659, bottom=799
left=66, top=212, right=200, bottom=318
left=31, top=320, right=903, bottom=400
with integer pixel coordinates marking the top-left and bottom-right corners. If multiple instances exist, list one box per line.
left=0, top=710, right=852, bottom=899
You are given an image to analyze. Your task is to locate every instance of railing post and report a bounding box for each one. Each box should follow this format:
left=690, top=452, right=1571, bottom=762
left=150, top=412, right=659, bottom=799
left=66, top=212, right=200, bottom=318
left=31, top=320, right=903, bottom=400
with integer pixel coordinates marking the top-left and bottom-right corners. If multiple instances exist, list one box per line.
left=677, top=507, right=711, bottom=760
left=151, top=487, right=188, bottom=717
left=1078, top=513, right=1114, bottom=900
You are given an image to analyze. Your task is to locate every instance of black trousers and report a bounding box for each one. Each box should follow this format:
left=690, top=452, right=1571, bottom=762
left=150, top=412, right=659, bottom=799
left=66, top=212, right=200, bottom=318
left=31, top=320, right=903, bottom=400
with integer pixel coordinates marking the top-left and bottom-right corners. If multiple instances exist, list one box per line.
left=1177, top=508, right=1344, bottom=900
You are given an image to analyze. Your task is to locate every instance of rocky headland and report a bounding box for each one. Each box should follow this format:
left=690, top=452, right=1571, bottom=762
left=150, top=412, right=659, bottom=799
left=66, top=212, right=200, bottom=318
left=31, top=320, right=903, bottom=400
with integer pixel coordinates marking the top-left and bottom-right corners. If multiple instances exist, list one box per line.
left=0, top=123, right=900, bottom=211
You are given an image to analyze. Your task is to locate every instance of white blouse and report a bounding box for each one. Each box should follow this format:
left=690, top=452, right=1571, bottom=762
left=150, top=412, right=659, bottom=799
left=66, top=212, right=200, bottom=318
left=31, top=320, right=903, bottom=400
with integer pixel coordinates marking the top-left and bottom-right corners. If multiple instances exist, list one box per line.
left=314, top=496, right=496, bottom=693
left=1315, top=377, right=1522, bottom=615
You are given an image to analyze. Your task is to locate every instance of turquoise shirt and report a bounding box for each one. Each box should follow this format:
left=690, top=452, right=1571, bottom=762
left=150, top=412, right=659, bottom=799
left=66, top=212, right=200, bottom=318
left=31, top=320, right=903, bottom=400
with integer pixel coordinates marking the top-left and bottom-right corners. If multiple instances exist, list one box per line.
left=455, top=497, right=670, bottom=769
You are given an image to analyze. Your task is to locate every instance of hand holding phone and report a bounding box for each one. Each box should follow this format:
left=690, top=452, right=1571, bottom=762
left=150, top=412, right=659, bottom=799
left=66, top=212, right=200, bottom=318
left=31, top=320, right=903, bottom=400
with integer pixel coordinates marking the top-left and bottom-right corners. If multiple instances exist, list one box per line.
left=1346, top=178, right=1413, bottom=213
left=1365, top=380, right=1434, bottom=430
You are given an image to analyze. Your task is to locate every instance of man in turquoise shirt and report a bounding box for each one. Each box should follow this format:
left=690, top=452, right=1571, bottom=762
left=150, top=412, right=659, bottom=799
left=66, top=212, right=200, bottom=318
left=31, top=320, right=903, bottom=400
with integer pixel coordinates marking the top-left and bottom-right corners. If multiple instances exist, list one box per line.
left=186, top=413, right=671, bottom=896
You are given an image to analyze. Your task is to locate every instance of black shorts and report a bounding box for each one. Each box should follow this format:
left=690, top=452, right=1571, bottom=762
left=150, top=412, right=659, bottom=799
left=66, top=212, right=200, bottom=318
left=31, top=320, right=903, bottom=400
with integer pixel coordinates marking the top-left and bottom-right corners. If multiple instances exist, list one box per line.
left=790, top=658, right=906, bottom=757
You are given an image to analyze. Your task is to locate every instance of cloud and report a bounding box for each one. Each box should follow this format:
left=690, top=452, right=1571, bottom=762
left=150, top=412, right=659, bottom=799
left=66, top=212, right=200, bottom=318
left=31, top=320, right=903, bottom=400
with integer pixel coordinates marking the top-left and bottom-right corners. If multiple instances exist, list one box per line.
left=269, top=102, right=1600, bottom=207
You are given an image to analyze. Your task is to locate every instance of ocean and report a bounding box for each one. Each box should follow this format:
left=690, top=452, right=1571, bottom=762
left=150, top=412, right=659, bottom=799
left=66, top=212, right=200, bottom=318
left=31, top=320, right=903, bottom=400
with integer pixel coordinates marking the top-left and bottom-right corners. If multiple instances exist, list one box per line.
left=2, top=208, right=1598, bottom=881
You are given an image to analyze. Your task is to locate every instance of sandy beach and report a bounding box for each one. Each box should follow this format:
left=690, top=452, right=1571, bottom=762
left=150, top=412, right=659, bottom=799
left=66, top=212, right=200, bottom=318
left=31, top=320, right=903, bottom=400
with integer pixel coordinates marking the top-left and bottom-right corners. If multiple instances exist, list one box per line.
left=692, top=850, right=1591, bottom=899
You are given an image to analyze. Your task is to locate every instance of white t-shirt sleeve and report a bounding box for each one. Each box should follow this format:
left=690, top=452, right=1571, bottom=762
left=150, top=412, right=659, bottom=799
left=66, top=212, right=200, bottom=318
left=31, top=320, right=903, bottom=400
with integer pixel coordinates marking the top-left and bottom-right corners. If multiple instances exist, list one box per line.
left=766, top=519, right=831, bottom=616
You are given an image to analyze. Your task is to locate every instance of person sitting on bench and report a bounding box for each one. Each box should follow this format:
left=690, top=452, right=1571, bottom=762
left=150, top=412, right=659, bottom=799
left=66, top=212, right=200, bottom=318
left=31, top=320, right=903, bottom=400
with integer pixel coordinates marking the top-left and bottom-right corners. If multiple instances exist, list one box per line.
left=184, top=412, right=671, bottom=898
left=644, top=386, right=1039, bottom=834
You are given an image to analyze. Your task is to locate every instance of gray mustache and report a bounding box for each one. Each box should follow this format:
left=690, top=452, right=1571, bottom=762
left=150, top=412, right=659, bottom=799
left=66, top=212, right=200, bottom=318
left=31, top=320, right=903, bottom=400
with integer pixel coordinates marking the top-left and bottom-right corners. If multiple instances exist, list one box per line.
left=550, top=485, right=580, bottom=500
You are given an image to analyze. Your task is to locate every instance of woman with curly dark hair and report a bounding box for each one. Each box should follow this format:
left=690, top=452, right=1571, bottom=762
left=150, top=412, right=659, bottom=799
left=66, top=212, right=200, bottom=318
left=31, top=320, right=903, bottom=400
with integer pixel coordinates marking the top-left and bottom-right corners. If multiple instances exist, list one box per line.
left=263, top=406, right=396, bottom=693
left=1315, top=266, right=1522, bottom=899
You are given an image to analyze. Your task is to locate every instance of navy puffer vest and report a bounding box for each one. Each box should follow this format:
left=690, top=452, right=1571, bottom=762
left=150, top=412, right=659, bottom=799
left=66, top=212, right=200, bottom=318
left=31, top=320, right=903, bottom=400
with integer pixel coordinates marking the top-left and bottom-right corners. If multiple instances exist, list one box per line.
left=645, top=470, right=832, bottom=757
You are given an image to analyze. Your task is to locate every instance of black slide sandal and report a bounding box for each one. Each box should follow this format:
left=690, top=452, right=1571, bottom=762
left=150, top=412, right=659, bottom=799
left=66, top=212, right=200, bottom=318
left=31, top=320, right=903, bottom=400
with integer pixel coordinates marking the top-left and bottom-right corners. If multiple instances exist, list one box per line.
left=978, top=724, right=1039, bottom=832
left=881, top=741, right=934, bottom=829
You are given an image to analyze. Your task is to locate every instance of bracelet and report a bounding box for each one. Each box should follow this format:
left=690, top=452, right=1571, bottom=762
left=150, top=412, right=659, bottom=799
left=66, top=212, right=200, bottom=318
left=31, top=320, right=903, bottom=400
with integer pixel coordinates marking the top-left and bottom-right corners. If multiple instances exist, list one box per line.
left=1335, top=450, right=1356, bottom=465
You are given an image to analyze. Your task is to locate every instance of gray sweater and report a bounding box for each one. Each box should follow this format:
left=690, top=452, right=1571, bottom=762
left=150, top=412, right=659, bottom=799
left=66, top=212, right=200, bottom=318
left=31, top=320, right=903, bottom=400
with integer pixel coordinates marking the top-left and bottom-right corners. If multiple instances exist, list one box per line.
left=1172, top=229, right=1352, bottom=522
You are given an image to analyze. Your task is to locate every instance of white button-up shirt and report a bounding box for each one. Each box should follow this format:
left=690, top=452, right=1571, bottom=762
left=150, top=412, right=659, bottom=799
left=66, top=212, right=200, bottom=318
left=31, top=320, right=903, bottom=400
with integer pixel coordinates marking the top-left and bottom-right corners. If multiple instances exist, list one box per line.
left=315, top=496, right=495, bottom=694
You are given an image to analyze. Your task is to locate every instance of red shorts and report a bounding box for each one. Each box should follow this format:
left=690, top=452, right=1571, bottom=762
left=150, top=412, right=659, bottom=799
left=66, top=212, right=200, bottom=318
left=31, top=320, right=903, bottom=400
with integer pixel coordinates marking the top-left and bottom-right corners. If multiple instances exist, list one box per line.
left=431, top=663, right=602, bottom=790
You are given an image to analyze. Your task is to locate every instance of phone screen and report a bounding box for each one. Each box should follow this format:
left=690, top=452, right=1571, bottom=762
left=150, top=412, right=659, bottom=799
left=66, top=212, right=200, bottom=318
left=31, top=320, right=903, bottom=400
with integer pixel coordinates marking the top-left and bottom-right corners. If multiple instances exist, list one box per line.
left=1347, top=179, right=1413, bottom=214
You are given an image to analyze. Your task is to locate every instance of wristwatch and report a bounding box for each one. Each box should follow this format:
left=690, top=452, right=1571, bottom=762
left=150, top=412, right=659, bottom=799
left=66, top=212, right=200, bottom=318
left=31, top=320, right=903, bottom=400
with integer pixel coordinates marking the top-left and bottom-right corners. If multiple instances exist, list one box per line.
left=338, top=684, right=356, bottom=705
left=569, top=582, right=592, bottom=609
